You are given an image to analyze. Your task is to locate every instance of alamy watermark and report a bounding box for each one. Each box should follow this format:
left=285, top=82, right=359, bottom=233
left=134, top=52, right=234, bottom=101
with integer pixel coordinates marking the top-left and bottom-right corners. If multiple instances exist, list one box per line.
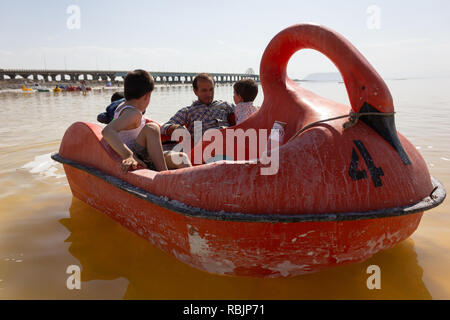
left=366, top=265, right=381, bottom=290
left=170, top=121, right=281, bottom=175
left=66, top=265, right=81, bottom=290
left=366, top=5, right=381, bottom=30
left=66, top=5, right=81, bottom=30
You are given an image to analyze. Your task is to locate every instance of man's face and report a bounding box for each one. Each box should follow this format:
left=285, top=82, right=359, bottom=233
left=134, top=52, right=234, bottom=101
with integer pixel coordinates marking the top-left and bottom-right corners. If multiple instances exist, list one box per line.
left=194, top=79, right=214, bottom=105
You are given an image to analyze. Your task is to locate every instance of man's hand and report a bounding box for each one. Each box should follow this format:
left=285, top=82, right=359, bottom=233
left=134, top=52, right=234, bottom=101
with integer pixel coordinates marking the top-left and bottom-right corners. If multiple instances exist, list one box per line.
left=167, top=124, right=183, bottom=136
left=121, top=155, right=147, bottom=173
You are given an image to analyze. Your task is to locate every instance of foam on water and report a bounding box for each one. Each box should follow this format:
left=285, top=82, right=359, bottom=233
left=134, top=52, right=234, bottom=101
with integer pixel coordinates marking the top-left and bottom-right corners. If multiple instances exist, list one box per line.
left=22, top=153, right=65, bottom=179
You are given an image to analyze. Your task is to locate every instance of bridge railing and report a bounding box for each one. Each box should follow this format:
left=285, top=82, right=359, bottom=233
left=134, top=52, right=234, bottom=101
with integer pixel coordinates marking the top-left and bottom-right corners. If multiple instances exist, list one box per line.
left=0, top=69, right=260, bottom=83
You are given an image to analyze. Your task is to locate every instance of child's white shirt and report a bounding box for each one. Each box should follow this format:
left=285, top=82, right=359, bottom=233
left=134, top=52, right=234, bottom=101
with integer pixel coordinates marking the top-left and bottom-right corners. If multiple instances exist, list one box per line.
left=235, top=102, right=258, bottom=125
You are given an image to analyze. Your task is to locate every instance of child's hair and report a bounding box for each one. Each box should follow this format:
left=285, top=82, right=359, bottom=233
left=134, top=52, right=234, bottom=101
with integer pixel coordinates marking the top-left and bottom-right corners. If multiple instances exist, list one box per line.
left=111, top=91, right=124, bottom=102
left=193, top=73, right=215, bottom=90
left=233, top=78, right=258, bottom=102
left=124, top=69, right=155, bottom=100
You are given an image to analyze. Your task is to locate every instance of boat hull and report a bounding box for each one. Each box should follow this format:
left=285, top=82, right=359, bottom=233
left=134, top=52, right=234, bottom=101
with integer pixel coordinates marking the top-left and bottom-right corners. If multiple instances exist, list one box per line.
left=63, top=162, right=424, bottom=277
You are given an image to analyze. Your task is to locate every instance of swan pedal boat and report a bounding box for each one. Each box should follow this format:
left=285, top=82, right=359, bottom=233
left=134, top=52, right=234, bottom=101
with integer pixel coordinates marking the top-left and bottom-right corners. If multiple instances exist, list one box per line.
left=52, top=24, right=446, bottom=278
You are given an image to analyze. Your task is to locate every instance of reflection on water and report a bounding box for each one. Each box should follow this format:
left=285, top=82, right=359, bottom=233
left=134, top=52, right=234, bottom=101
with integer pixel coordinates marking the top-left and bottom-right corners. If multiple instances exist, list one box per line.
left=0, top=78, right=449, bottom=299
left=61, top=197, right=431, bottom=300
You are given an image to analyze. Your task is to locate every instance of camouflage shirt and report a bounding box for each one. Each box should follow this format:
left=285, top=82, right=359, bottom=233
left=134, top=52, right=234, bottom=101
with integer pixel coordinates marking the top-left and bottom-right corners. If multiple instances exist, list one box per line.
left=161, top=100, right=234, bottom=136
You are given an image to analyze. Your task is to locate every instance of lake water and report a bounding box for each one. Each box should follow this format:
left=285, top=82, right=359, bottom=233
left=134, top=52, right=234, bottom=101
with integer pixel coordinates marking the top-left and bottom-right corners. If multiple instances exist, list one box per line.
left=0, top=78, right=449, bottom=299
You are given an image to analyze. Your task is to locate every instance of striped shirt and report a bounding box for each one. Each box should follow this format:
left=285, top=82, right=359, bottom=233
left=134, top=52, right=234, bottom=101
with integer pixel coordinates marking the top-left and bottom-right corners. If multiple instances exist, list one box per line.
left=161, top=100, right=235, bottom=136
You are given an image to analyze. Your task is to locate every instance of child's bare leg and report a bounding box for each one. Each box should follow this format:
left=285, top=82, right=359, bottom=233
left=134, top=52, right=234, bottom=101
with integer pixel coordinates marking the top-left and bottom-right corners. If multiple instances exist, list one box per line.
left=164, top=151, right=192, bottom=169
left=135, top=123, right=168, bottom=171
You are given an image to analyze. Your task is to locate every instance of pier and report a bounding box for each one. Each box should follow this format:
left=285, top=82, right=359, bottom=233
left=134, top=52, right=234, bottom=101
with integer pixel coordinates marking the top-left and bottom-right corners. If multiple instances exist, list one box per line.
left=0, top=69, right=259, bottom=84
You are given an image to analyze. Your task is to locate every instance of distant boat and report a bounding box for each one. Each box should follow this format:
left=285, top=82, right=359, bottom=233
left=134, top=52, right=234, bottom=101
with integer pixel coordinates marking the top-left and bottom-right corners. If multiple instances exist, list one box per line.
left=32, top=84, right=50, bottom=92
left=22, top=85, right=33, bottom=92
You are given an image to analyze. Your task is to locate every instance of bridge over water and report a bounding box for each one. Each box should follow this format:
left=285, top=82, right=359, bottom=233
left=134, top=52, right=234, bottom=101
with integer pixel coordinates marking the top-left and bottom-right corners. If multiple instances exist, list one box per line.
left=0, top=69, right=259, bottom=84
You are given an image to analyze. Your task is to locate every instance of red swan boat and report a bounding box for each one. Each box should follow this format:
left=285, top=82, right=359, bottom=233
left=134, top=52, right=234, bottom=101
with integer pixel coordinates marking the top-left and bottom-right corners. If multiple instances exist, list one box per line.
left=52, top=23, right=445, bottom=277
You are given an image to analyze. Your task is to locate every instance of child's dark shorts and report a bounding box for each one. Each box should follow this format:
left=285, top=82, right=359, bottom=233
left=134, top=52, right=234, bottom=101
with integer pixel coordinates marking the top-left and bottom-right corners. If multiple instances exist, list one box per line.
left=129, top=141, right=169, bottom=171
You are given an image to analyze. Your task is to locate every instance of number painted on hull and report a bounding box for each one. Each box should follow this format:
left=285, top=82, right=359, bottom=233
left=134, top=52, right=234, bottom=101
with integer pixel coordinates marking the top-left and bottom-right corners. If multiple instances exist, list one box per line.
left=349, top=140, right=384, bottom=187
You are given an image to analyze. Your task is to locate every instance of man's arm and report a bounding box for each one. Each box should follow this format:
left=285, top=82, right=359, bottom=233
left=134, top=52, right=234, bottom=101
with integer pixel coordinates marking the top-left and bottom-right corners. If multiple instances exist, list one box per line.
left=161, top=107, right=189, bottom=136
left=225, top=102, right=236, bottom=126
left=228, top=112, right=236, bottom=126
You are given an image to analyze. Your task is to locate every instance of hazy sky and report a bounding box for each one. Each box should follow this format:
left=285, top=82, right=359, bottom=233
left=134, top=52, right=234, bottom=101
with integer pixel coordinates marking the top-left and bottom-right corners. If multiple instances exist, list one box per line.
left=1, top=0, right=450, bottom=79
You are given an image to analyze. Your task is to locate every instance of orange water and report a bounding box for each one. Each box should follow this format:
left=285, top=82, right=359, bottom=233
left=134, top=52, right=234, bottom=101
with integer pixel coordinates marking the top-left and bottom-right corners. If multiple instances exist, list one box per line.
left=0, top=80, right=449, bottom=299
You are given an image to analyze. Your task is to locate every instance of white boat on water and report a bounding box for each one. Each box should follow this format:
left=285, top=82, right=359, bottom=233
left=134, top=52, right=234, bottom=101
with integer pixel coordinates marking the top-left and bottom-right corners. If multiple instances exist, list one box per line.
left=30, top=83, right=50, bottom=92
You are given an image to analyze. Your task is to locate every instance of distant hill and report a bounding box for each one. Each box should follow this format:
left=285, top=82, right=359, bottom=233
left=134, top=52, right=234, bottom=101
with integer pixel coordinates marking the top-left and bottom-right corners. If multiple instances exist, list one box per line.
left=301, top=72, right=343, bottom=82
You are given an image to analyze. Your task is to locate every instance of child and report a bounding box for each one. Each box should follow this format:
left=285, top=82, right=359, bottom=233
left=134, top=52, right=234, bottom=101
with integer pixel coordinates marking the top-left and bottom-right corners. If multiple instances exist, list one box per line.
left=102, top=70, right=191, bottom=172
left=110, top=91, right=124, bottom=103
left=97, top=92, right=126, bottom=124
left=233, top=78, right=259, bottom=125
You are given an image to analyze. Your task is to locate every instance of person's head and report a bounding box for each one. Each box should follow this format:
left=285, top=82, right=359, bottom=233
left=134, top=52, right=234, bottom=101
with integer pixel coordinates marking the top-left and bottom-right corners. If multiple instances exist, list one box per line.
left=111, top=91, right=124, bottom=103
left=124, top=69, right=154, bottom=106
left=233, top=78, right=258, bottom=104
left=193, top=73, right=215, bottom=105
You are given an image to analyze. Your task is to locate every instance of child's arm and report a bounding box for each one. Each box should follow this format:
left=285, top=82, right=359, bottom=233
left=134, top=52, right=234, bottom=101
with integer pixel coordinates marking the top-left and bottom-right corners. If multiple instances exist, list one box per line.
left=101, top=110, right=146, bottom=172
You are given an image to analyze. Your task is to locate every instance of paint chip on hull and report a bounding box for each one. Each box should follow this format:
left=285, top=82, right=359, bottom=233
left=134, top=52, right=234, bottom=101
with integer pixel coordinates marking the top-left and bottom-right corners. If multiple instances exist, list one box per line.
left=188, top=229, right=210, bottom=256
left=268, top=260, right=310, bottom=277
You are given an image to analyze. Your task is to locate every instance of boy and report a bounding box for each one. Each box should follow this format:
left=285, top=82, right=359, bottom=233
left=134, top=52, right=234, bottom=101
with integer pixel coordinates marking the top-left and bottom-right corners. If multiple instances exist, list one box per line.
left=233, top=78, right=259, bottom=125
left=102, top=70, right=191, bottom=172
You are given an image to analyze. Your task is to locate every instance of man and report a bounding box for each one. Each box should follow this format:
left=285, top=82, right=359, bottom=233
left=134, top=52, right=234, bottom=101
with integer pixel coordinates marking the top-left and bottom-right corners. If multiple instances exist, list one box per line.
left=161, top=73, right=235, bottom=138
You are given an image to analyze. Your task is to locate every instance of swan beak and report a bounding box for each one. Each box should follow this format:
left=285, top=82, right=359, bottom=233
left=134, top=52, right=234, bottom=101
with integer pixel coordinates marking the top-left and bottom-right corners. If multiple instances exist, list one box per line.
left=359, top=102, right=411, bottom=165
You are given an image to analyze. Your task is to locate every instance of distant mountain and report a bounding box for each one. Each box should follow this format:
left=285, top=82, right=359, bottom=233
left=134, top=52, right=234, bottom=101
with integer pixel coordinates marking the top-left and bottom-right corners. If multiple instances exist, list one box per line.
left=301, top=72, right=343, bottom=82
